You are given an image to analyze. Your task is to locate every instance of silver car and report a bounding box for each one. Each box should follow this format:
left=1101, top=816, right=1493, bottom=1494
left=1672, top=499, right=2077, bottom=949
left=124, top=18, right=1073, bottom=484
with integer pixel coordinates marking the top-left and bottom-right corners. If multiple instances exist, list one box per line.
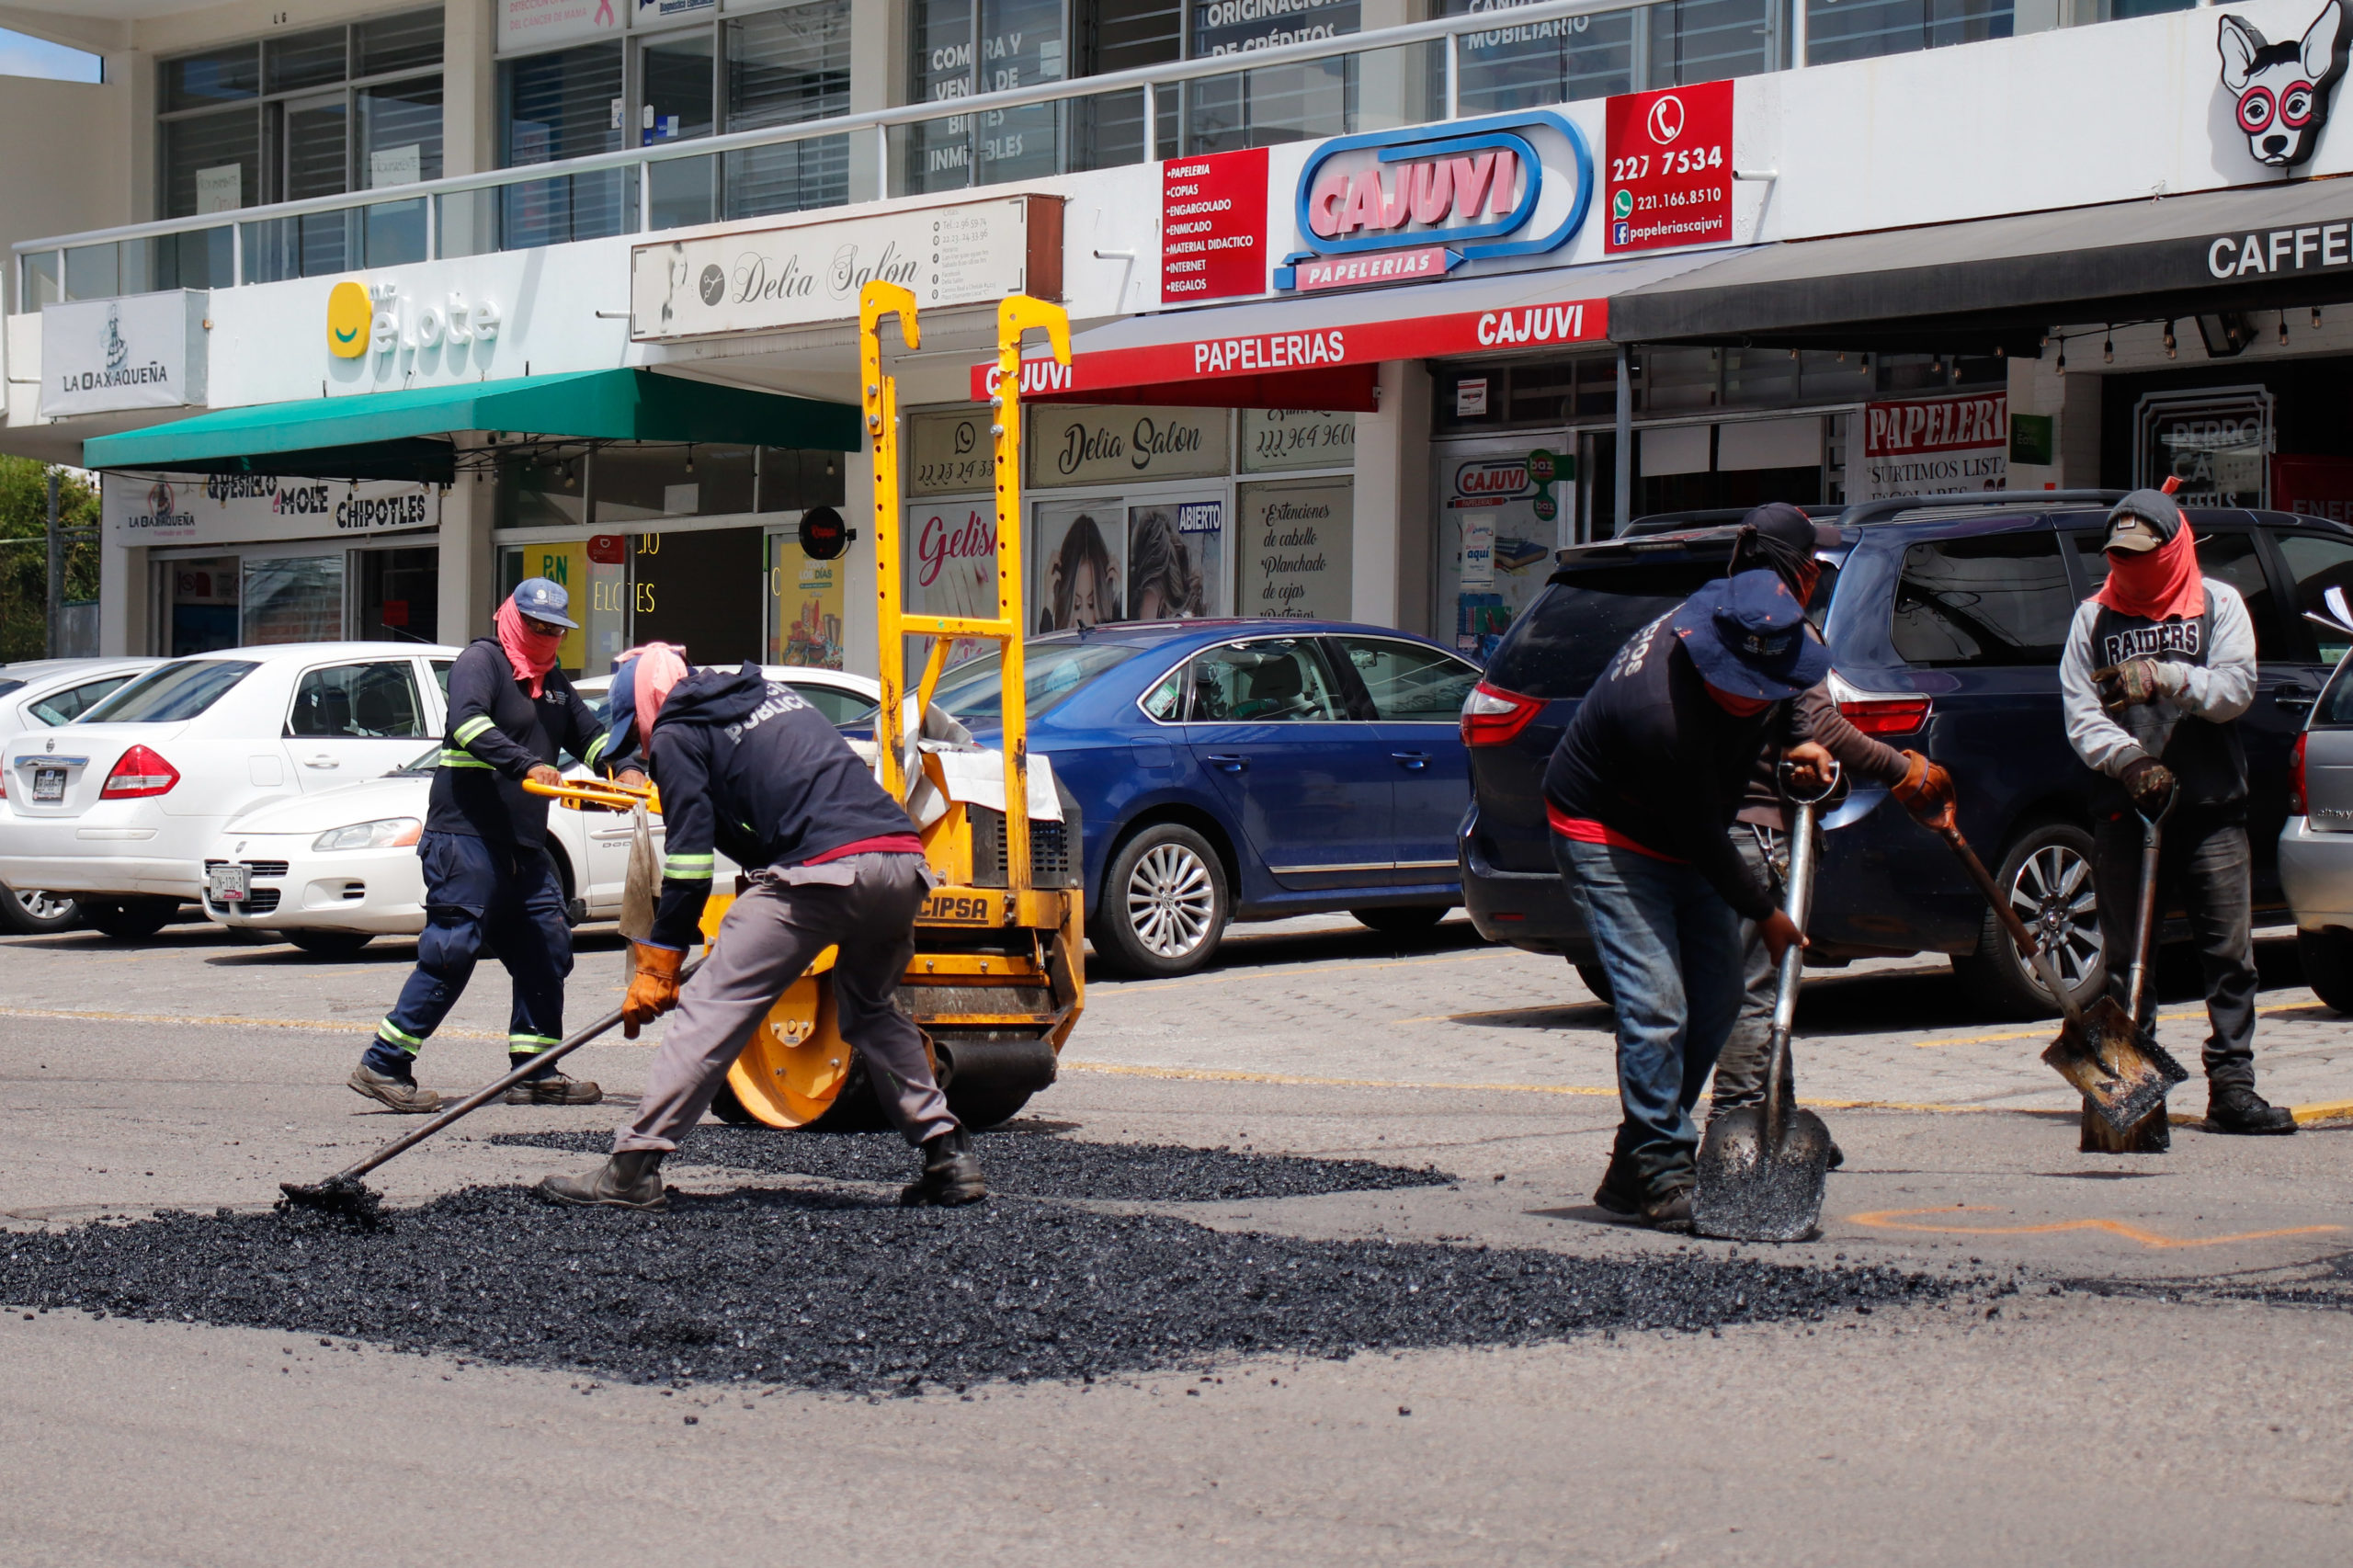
left=2280, top=640, right=2353, bottom=1013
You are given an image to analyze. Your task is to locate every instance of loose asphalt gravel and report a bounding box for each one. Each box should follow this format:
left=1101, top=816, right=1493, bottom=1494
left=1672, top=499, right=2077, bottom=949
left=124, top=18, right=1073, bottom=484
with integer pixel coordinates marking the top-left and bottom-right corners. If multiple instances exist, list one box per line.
left=0, top=1177, right=1961, bottom=1393
left=491, top=1125, right=1458, bottom=1202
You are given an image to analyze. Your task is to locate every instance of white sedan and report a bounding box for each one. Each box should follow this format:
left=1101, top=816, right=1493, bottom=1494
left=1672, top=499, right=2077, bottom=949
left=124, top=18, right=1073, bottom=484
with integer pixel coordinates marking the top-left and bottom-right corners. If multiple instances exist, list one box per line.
left=0, top=655, right=159, bottom=934
left=196, top=665, right=883, bottom=954
left=0, top=642, right=463, bottom=938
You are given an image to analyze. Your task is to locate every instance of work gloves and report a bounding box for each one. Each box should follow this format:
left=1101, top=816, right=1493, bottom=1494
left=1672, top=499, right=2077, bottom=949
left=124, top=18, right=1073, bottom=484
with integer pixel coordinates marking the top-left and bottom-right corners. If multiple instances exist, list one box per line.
left=622, top=942, right=685, bottom=1038
left=2093, top=657, right=2183, bottom=714
left=2120, top=756, right=2177, bottom=814
left=1890, top=749, right=1957, bottom=830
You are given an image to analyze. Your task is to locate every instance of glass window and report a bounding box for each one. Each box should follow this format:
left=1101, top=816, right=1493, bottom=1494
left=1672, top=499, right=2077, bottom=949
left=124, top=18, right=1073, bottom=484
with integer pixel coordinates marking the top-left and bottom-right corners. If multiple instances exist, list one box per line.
left=288, top=661, right=427, bottom=739
left=1483, top=564, right=1714, bottom=699
left=909, top=0, right=977, bottom=190
left=1806, top=0, right=2009, bottom=67
left=500, top=41, right=627, bottom=245
left=29, top=676, right=137, bottom=726
left=1140, top=665, right=1187, bottom=721
left=782, top=681, right=877, bottom=723
left=84, top=660, right=259, bottom=723
left=430, top=660, right=453, bottom=700
left=725, top=2, right=853, bottom=219
left=358, top=546, right=440, bottom=644
left=1892, top=532, right=2075, bottom=667
left=164, top=45, right=259, bottom=112
left=242, top=554, right=345, bottom=645
left=1645, top=0, right=1773, bottom=85
left=165, top=555, right=242, bottom=655
left=2074, top=530, right=2286, bottom=661
left=163, top=110, right=261, bottom=219
left=1184, top=639, right=1344, bottom=722
left=267, top=27, right=347, bottom=95
left=358, top=9, right=446, bottom=77
left=2271, top=531, right=2353, bottom=666
left=361, top=77, right=445, bottom=187
left=1332, top=636, right=1482, bottom=720
left=933, top=642, right=1142, bottom=722
left=1441, top=0, right=1633, bottom=114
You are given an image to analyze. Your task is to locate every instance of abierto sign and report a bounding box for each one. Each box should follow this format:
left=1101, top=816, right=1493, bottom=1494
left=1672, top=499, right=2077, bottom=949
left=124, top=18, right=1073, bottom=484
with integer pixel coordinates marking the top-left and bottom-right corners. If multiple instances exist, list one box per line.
left=1859, top=392, right=2009, bottom=500
left=631, top=196, right=1062, bottom=341
left=40, top=291, right=209, bottom=419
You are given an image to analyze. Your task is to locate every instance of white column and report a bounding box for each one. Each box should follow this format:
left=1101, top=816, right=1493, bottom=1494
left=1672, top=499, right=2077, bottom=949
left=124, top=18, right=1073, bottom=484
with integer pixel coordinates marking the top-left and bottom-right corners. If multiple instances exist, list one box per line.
left=98, top=536, right=147, bottom=656
left=1350, top=359, right=1427, bottom=631
left=437, top=466, right=496, bottom=646
left=446, top=0, right=498, bottom=178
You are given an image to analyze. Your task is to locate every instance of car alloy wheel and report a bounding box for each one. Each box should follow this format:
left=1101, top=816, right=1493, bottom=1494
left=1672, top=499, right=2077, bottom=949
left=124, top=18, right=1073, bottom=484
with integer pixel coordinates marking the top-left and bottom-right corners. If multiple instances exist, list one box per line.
left=2008, top=838, right=2102, bottom=995
left=1127, top=840, right=1216, bottom=960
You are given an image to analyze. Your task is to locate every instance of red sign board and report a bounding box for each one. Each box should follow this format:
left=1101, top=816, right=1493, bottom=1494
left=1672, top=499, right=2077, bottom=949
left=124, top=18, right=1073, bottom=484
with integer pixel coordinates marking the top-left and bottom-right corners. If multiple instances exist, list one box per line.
left=1602, top=79, right=1733, bottom=255
left=2272, top=453, right=2353, bottom=523
left=1162, top=147, right=1267, bottom=303
left=971, top=298, right=1608, bottom=400
left=1864, top=392, right=2009, bottom=458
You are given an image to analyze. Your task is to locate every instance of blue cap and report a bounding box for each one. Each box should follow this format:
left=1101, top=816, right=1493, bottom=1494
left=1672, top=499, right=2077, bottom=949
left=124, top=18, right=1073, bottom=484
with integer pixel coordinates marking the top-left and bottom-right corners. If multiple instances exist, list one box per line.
left=511, top=576, right=577, bottom=631
left=603, top=655, right=642, bottom=763
left=1670, top=568, right=1831, bottom=700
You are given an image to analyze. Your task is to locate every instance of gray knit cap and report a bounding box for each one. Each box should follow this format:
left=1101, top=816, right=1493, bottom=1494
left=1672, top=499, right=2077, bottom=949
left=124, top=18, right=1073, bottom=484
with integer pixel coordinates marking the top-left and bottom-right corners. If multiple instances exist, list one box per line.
left=2104, top=488, right=2182, bottom=555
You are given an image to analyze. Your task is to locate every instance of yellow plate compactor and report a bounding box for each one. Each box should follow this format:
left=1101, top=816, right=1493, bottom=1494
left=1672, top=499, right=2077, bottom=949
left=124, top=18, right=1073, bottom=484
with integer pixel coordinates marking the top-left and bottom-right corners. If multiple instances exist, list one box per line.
left=703, top=283, right=1085, bottom=1131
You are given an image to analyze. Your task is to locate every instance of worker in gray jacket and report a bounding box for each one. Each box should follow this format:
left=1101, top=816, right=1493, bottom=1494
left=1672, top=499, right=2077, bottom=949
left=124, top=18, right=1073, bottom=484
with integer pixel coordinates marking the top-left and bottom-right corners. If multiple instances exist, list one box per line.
left=2058, top=488, right=2294, bottom=1135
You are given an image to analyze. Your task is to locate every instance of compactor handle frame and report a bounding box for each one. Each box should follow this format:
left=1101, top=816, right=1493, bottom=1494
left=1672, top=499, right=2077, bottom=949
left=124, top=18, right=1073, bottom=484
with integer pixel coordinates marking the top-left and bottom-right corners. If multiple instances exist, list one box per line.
left=863, top=282, right=1072, bottom=897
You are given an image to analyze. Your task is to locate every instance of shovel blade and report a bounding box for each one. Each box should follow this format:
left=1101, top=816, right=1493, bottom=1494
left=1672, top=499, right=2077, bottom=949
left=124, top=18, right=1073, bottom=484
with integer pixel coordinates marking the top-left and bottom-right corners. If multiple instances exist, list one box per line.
left=276, top=1176, right=386, bottom=1224
left=2040, top=997, right=2190, bottom=1133
left=1692, top=1106, right=1833, bottom=1242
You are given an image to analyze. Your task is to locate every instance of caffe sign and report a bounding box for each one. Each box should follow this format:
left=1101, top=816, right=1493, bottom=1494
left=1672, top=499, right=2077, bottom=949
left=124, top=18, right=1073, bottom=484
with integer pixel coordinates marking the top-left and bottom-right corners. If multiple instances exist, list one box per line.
left=1028, top=405, right=1232, bottom=488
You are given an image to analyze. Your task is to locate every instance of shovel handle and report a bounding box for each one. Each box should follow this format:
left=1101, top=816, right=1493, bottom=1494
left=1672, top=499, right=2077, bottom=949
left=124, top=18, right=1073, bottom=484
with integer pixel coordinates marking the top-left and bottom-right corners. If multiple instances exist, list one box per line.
left=1938, top=824, right=2088, bottom=1028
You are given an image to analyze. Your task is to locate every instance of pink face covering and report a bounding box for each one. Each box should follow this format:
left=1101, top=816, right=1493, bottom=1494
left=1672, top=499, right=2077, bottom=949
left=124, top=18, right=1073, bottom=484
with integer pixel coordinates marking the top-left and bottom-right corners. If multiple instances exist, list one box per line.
left=2095, top=517, right=2206, bottom=622
left=618, top=642, right=690, bottom=749
left=494, top=596, right=565, bottom=698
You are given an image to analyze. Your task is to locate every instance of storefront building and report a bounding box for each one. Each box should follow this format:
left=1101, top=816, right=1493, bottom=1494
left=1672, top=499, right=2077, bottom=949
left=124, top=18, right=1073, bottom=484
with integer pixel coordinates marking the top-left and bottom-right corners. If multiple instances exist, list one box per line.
left=15, top=0, right=2353, bottom=673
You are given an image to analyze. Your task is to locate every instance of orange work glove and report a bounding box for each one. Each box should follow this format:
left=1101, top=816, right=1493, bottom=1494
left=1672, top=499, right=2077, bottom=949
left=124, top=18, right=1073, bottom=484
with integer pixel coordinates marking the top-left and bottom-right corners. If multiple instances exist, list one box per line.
left=621, top=942, right=684, bottom=1039
left=1889, top=749, right=1957, bottom=831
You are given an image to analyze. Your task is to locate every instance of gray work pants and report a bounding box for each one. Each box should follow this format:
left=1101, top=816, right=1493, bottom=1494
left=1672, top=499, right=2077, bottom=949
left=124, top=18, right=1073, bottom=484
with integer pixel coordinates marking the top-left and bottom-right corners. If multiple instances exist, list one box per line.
left=615, top=852, right=958, bottom=1154
left=1710, top=824, right=1789, bottom=1119
left=2091, top=804, right=2258, bottom=1090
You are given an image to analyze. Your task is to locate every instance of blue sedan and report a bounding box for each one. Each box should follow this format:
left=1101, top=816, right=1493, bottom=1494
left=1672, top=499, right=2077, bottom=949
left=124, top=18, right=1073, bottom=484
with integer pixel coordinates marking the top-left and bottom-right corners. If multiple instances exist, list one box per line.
left=928, top=619, right=1484, bottom=975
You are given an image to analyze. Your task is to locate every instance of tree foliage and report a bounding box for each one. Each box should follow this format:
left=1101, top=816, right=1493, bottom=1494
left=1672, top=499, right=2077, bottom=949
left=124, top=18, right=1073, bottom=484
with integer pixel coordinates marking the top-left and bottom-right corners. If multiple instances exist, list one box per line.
left=0, top=457, right=100, bottom=663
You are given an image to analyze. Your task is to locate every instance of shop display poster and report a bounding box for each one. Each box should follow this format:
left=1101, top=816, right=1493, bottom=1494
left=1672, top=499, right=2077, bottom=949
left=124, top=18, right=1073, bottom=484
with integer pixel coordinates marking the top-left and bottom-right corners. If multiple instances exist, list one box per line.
left=1438, top=452, right=1552, bottom=657
left=773, top=540, right=845, bottom=670
left=1859, top=392, right=2010, bottom=500
left=1241, top=482, right=1351, bottom=621
left=1129, top=501, right=1224, bottom=619
left=1033, top=498, right=1128, bottom=632
left=909, top=499, right=1000, bottom=667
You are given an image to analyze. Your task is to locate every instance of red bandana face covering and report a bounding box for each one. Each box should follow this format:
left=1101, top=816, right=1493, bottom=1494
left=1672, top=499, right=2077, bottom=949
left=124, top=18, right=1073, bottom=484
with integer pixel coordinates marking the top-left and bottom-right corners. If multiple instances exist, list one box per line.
left=2096, top=518, right=2206, bottom=622
left=495, top=597, right=565, bottom=698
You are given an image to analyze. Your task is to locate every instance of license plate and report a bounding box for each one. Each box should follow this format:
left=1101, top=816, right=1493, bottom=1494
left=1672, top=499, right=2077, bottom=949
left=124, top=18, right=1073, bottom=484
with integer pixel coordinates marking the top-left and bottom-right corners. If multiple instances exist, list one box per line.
left=920, top=890, right=999, bottom=926
left=207, top=864, right=251, bottom=903
left=32, top=767, right=64, bottom=802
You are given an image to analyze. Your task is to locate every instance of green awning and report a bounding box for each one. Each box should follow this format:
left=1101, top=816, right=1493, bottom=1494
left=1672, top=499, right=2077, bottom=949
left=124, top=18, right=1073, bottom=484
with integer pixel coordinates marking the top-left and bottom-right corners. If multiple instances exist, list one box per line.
left=82, top=368, right=862, bottom=483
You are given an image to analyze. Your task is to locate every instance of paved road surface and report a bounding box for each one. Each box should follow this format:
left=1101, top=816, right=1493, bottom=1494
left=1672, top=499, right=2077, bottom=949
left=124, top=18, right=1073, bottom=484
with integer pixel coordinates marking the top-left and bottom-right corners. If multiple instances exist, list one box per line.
left=3, top=913, right=2348, bottom=1565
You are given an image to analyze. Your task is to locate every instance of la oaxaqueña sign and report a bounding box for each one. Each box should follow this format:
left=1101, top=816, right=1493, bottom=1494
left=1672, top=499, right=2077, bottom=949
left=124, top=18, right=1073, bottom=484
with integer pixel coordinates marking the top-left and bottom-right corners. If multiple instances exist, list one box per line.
left=1272, top=109, right=1596, bottom=293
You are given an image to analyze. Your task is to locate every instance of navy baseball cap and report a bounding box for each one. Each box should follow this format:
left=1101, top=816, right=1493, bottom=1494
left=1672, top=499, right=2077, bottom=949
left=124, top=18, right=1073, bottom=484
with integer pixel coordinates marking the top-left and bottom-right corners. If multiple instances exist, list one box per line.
left=1671, top=568, right=1832, bottom=700
left=511, top=576, right=578, bottom=630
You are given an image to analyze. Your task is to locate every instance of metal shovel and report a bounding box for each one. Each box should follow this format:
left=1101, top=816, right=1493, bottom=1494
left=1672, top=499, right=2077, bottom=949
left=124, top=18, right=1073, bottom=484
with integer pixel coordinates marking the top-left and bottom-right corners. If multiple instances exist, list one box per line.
left=1693, top=764, right=1839, bottom=1243
left=1936, top=818, right=2186, bottom=1134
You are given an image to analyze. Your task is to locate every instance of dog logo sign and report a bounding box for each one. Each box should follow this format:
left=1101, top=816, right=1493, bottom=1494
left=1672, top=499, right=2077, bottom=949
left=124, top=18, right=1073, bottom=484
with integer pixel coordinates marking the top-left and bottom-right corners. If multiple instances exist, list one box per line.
left=2220, top=0, right=2349, bottom=168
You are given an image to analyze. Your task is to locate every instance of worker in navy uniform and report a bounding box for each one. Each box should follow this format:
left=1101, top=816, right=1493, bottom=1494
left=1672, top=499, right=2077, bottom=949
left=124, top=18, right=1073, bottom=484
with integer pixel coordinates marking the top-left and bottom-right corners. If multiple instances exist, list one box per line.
left=348, top=578, right=642, bottom=1113
left=2059, top=489, right=2295, bottom=1136
left=536, top=645, right=983, bottom=1210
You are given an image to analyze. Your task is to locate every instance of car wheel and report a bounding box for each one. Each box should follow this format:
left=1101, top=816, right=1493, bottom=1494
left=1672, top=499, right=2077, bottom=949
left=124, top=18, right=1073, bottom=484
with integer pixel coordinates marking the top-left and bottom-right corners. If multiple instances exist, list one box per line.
left=1090, top=823, right=1228, bottom=978
left=2296, top=928, right=2353, bottom=1015
left=1574, top=960, right=1616, bottom=1006
left=1351, top=905, right=1449, bottom=935
left=1949, top=822, right=2105, bottom=1019
left=74, top=897, right=177, bottom=941
left=0, top=885, right=82, bottom=936
left=285, top=929, right=374, bottom=958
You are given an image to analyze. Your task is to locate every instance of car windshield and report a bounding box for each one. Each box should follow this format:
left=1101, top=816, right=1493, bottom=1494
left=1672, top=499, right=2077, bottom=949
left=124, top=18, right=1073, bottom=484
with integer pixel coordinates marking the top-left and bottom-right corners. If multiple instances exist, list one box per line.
left=788, top=682, right=880, bottom=724
left=1485, top=556, right=1836, bottom=700
left=80, top=659, right=260, bottom=722
left=932, top=642, right=1142, bottom=724
left=0, top=678, right=24, bottom=699
left=393, top=744, right=442, bottom=776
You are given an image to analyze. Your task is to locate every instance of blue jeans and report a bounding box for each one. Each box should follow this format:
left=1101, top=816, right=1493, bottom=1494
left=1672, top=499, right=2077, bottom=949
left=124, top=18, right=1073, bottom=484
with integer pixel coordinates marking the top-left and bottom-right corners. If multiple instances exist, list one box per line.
left=1557, top=834, right=1745, bottom=1193
left=366, top=831, right=573, bottom=1077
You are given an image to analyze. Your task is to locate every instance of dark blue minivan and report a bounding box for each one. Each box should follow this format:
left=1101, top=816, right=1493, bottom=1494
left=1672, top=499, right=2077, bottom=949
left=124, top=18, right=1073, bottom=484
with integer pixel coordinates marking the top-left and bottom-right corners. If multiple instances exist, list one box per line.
left=1457, top=494, right=2353, bottom=1016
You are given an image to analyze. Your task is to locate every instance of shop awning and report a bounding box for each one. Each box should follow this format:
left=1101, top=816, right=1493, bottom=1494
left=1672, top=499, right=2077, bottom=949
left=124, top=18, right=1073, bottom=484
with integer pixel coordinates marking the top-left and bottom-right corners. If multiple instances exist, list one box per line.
left=972, top=250, right=1740, bottom=408
left=1613, top=177, right=2353, bottom=352
left=81, top=368, right=863, bottom=483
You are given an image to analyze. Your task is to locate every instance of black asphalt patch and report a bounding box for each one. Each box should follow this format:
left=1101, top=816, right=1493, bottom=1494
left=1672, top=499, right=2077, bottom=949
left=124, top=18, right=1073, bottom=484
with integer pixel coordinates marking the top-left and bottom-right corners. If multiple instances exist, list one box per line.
left=0, top=1186, right=1956, bottom=1393
left=490, top=1125, right=1456, bottom=1203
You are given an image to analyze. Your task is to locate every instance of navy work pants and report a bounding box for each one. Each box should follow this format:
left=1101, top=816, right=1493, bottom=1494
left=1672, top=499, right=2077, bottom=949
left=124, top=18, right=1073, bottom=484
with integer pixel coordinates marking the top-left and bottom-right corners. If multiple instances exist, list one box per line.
left=367, top=831, right=572, bottom=1076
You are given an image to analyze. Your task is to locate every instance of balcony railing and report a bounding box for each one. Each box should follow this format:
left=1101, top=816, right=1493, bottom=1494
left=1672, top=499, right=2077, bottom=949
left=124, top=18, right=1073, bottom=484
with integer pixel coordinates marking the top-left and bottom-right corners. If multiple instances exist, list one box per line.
left=10, top=0, right=2041, bottom=312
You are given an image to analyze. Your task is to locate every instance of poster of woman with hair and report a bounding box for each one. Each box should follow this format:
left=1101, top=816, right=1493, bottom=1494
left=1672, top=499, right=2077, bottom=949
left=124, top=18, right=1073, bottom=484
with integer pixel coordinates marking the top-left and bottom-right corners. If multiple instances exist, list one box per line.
left=1032, top=500, right=1126, bottom=631
left=1128, top=501, right=1222, bottom=619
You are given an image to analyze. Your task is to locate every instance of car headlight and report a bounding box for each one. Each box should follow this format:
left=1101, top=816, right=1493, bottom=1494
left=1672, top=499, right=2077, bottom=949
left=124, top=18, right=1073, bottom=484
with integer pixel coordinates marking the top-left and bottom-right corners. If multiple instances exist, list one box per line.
left=313, top=817, right=423, bottom=852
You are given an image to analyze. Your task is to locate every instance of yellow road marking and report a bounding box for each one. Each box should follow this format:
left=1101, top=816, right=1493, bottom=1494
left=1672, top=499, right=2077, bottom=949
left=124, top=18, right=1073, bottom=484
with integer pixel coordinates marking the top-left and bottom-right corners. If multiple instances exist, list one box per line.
left=1099, top=949, right=1507, bottom=997
left=1847, top=1205, right=2345, bottom=1250
left=1058, top=1060, right=1618, bottom=1096
left=0, top=1004, right=510, bottom=1043
left=1911, top=1000, right=2310, bottom=1050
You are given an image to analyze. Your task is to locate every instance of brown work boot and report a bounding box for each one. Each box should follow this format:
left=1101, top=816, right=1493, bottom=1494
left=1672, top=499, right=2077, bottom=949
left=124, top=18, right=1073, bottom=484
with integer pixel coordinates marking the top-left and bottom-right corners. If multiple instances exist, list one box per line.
left=1641, top=1186, right=1695, bottom=1230
left=536, top=1151, right=668, bottom=1210
left=347, top=1062, right=443, bottom=1114
left=901, top=1129, right=986, bottom=1207
left=504, top=1069, right=603, bottom=1106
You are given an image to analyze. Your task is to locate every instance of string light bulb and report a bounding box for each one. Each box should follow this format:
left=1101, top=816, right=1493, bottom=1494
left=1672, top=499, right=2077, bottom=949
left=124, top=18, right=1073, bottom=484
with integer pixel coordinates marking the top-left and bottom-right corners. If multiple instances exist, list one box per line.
left=2055, top=341, right=2067, bottom=374
left=2163, top=321, right=2177, bottom=358
left=2103, top=331, right=2114, bottom=365
left=2313, top=306, right=2325, bottom=329
left=2280, top=313, right=2292, bottom=347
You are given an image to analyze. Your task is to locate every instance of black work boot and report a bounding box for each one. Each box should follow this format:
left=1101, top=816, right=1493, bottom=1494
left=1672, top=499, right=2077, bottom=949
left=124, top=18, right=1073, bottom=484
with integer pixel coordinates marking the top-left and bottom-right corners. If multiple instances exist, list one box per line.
left=2205, top=1083, right=2297, bottom=1136
left=900, top=1130, right=986, bottom=1207
left=1592, top=1160, right=1644, bottom=1217
left=504, top=1068, right=604, bottom=1106
left=1641, top=1182, right=1695, bottom=1230
left=347, top=1062, right=442, bottom=1114
left=536, top=1151, right=668, bottom=1210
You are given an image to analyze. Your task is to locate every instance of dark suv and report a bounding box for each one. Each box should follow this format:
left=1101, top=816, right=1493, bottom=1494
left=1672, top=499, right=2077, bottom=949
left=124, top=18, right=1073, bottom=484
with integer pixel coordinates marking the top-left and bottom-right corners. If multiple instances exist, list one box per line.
left=1457, top=494, right=2353, bottom=1015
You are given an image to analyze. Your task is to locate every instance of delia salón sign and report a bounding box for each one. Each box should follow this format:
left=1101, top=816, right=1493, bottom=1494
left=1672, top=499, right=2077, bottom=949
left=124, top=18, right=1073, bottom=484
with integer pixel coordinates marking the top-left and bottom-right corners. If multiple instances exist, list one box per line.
left=1275, top=111, right=1596, bottom=292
